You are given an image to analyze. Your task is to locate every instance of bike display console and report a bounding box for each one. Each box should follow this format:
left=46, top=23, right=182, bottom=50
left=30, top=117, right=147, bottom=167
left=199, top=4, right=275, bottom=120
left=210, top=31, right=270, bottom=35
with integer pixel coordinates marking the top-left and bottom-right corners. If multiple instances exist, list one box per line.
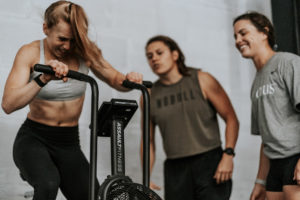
left=97, top=99, right=138, bottom=137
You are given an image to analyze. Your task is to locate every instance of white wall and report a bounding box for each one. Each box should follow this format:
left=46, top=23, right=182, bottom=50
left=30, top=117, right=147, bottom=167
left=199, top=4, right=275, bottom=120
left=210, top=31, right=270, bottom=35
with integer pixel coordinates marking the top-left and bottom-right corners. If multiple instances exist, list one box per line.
left=0, top=0, right=271, bottom=199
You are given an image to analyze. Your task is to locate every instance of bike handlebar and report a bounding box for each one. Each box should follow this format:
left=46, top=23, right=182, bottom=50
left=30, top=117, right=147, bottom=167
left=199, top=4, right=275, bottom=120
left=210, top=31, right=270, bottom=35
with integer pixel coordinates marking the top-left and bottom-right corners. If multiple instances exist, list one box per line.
left=122, top=80, right=152, bottom=89
left=34, top=64, right=153, bottom=89
left=33, top=64, right=91, bottom=82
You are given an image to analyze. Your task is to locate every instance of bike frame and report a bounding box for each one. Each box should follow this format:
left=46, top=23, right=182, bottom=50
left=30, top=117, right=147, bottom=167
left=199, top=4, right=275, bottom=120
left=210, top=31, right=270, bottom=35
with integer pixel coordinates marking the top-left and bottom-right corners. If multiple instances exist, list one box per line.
left=33, top=65, right=151, bottom=200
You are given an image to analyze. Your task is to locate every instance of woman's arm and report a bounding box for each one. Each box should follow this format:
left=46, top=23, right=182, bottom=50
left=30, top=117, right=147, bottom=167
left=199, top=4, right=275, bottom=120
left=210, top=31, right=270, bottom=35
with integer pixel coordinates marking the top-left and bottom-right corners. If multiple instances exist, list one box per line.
left=89, top=56, right=142, bottom=92
left=2, top=43, right=70, bottom=114
left=256, top=143, right=270, bottom=182
left=198, top=71, right=239, bottom=183
left=198, top=71, right=239, bottom=150
left=250, top=142, right=268, bottom=200
left=2, top=44, right=43, bottom=114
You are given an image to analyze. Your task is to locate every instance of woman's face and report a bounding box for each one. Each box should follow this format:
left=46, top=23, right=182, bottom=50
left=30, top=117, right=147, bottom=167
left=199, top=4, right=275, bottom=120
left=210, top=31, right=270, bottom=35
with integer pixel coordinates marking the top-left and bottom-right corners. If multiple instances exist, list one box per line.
left=234, top=19, right=268, bottom=58
left=44, top=20, right=74, bottom=59
left=146, top=41, right=178, bottom=76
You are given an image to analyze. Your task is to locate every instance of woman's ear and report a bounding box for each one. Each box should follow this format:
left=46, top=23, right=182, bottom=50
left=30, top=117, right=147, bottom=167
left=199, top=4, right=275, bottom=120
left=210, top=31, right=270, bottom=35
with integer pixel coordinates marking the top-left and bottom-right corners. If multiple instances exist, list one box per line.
left=264, top=26, right=269, bottom=33
left=262, top=27, right=269, bottom=40
left=172, top=50, right=179, bottom=61
left=43, top=23, right=48, bottom=35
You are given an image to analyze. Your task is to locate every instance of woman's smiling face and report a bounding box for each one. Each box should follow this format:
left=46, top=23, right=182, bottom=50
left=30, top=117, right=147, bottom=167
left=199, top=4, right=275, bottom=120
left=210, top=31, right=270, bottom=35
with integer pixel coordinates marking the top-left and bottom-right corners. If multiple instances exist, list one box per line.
left=234, top=19, right=268, bottom=58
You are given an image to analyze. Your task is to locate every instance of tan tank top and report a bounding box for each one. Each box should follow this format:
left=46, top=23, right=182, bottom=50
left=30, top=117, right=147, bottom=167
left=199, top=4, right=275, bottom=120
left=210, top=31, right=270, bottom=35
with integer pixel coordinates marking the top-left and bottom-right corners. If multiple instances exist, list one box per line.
left=150, top=68, right=221, bottom=159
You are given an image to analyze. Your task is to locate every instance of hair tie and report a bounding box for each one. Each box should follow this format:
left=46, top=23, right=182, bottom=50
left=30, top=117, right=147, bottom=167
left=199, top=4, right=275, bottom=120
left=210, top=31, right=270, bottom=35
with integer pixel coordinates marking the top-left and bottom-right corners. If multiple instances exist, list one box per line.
left=68, top=3, right=73, bottom=14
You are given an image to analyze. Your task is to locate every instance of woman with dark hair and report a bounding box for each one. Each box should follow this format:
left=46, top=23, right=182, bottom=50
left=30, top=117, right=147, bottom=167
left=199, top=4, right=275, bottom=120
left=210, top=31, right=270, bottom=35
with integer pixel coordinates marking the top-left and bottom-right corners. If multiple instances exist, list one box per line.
left=1, top=1, right=142, bottom=200
left=142, top=35, right=239, bottom=200
left=233, top=11, right=300, bottom=200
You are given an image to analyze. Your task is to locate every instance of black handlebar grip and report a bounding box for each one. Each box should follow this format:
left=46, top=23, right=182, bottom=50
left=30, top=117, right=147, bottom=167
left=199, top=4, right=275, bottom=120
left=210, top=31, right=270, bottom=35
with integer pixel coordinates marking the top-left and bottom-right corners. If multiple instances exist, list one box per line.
left=66, top=70, right=87, bottom=81
left=33, top=64, right=55, bottom=75
left=142, top=81, right=153, bottom=88
left=122, top=80, right=135, bottom=89
left=122, top=80, right=152, bottom=89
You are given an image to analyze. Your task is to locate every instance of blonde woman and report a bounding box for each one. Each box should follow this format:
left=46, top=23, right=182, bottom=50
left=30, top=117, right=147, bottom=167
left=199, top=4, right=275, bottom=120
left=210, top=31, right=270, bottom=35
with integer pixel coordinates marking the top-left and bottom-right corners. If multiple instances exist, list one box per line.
left=2, top=1, right=142, bottom=199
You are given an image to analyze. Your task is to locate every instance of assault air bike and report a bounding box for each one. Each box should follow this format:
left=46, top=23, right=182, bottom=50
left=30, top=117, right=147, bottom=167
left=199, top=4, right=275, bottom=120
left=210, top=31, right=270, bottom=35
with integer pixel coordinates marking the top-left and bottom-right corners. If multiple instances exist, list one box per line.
left=34, top=64, right=161, bottom=200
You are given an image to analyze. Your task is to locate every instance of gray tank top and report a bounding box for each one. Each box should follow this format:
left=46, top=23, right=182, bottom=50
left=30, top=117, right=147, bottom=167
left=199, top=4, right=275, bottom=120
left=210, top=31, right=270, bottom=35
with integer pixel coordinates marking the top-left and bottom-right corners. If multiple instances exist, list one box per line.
left=150, top=68, right=221, bottom=159
left=30, top=40, right=89, bottom=101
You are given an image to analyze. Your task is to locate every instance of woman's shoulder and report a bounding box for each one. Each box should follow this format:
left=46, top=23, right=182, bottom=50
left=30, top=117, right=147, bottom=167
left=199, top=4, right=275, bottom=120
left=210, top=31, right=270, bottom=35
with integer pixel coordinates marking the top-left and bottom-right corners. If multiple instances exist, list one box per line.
left=15, top=40, right=40, bottom=68
left=20, top=40, right=40, bottom=50
left=197, top=70, right=213, bottom=80
left=274, top=51, right=300, bottom=62
left=183, top=67, right=213, bottom=85
left=197, top=70, right=221, bottom=92
left=17, top=40, right=40, bottom=57
left=272, top=52, right=300, bottom=71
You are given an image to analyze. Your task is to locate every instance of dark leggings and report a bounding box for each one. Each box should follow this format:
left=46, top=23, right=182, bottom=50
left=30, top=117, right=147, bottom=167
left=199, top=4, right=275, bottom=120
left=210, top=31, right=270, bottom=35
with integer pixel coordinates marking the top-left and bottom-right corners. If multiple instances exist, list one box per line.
left=13, top=118, right=99, bottom=200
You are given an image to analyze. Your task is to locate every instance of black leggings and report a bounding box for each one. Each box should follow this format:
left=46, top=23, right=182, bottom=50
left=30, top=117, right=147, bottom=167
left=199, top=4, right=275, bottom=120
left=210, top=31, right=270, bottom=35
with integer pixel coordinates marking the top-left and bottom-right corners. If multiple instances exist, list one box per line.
left=13, top=118, right=99, bottom=200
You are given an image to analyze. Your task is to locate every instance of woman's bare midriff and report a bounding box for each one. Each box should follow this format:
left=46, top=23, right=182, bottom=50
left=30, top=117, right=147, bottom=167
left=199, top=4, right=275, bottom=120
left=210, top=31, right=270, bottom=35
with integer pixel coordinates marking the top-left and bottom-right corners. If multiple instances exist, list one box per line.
left=27, top=95, right=85, bottom=127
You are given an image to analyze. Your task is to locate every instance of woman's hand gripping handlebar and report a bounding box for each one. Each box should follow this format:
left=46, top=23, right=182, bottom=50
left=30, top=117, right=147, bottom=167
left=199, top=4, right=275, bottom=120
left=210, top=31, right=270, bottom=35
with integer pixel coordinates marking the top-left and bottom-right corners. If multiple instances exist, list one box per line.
left=33, top=64, right=91, bottom=82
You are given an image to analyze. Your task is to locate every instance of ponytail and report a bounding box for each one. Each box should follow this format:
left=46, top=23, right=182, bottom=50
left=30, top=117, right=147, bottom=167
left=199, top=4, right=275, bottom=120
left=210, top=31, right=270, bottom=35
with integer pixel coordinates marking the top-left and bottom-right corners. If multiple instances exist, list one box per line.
left=44, top=1, right=103, bottom=67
